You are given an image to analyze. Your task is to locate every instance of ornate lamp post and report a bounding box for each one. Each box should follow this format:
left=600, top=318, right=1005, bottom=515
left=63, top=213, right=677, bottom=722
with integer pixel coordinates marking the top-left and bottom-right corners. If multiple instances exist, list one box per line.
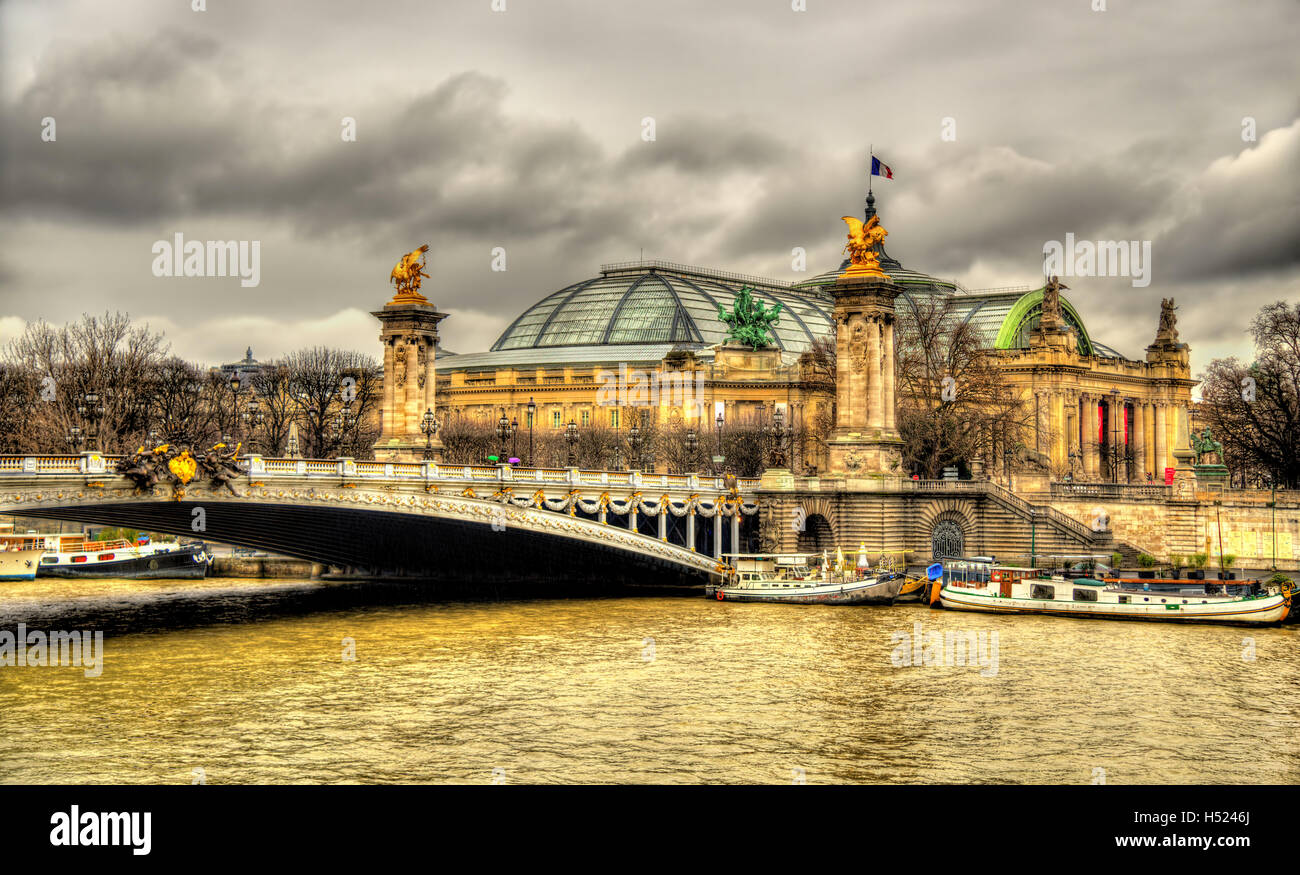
left=228, top=373, right=243, bottom=447
left=510, top=415, right=519, bottom=462
left=628, top=422, right=642, bottom=471
left=565, top=420, right=579, bottom=467
left=287, top=432, right=300, bottom=460
left=420, top=407, right=440, bottom=461
left=768, top=405, right=787, bottom=468
left=242, top=398, right=264, bottom=452
left=527, top=396, right=536, bottom=466
left=713, top=406, right=725, bottom=475
left=80, top=391, right=105, bottom=451
left=65, top=425, right=84, bottom=453
left=495, top=408, right=514, bottom=462
left=685, top=428, right=698, bottom=474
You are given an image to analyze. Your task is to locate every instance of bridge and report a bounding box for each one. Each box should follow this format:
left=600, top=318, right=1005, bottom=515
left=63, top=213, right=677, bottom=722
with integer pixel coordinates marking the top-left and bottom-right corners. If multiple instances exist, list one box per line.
left=0, top=453, right=761, bottom=585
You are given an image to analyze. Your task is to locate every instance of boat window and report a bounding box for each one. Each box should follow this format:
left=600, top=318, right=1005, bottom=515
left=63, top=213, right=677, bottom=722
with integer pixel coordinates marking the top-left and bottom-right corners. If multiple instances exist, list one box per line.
left=1030, top=584, right=1055, bottom=600
left=1118, top=595, right=1129, bottom=604
left=41, top=557, right=56, bottom=564
left=1073, top=588, right=1098, bottom=602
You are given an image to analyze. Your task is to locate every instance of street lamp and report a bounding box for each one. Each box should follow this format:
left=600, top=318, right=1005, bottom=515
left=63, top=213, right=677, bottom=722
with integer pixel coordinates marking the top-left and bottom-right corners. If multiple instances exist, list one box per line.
left=287, top=433, right=300, bottom=459
left=527, top=396, right=536, bottom=466
left=511, top=416, right=519, bottom=462
left=242, top=398, right=264, bottom=452
left=81, top=391, right=104, bottom=451
left=65, top=425, right=84, bottom=453
left=495, top=408, right=514, bottom=461
left=768, top=405, right=787, bottom=468
left=714, top=406, right=725, bottom=475
left=420, top=407, right=440, bottom=461
left=629, top=422, right=643, bottom=471
left=685, top=429, right=698, bottom=474
left=565, top=420, right=579, bottom=467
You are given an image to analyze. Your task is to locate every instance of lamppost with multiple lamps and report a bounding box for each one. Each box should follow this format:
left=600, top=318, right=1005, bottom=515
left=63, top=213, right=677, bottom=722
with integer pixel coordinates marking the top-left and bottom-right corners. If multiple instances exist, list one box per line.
left=684, top=428, right=698, bottom=475
left=527, top=396, right=536, bottom=466
left=713, top=406, right=725, bottom=475
left=495, top=408, right=514, bottom=462
left=420, top=407, right=440, bottom=460
left=565, top=420, right=579, bottom=467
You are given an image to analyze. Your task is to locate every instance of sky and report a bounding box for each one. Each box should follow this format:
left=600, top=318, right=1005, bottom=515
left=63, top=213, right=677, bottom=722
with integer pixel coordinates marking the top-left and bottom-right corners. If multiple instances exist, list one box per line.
left=1, top=0, right=1297, bottom=378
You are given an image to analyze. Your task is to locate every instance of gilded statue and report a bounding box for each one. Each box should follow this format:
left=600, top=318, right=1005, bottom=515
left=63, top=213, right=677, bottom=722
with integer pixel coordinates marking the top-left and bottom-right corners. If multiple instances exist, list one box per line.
left=839, top=215, right=890, bottom=279
left=389, top=244, right=432, bottom=304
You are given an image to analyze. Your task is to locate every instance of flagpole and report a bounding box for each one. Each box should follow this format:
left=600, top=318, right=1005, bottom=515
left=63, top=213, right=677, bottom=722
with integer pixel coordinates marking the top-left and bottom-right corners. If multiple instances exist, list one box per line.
left=868, top=143, right=873, bottom=197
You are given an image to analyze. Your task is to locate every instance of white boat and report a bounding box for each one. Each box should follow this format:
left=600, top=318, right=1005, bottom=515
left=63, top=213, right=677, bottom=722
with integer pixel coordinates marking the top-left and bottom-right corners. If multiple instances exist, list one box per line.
left=706, top=551, right=907, bottom=605
left=0, top=533, right=212, bottom=580
left=936, top=559, right=1292, bottom=625
left=0, top=547, right=43, bottom=580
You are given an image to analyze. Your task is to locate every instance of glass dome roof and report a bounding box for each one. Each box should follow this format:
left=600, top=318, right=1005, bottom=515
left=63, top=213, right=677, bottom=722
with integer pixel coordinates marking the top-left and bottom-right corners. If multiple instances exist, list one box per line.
left=490, top=262, right=835, bottom=354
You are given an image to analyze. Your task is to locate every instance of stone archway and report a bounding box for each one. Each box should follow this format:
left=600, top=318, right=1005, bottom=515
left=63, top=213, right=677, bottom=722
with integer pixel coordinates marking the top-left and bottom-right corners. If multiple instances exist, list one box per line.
left=931, top=517, right=965, bottom=559
left=796, top=513, right=835, bottom=554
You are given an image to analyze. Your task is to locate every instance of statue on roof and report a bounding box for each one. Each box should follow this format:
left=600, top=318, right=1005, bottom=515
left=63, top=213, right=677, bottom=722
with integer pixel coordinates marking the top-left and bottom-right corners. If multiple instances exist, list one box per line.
left=717, top=285, right=782, bottom=350
left=1040, top=275, right=1068, bottom=331
left=839, top=215, right=890, bottom=279
left=389, top=244, right=432, bottom=304
left=1156, top=297, right=1180, bottom=344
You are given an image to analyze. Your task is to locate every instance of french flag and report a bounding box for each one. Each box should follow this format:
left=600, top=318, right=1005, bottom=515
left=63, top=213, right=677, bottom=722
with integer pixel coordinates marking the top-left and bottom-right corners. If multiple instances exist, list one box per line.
left=871, top=156, right=894, bottom=179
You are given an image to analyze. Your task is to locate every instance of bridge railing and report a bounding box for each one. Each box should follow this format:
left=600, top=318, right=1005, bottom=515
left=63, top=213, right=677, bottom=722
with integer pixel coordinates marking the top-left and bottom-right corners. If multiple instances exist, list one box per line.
left=0, top=453, right=760, bottom=493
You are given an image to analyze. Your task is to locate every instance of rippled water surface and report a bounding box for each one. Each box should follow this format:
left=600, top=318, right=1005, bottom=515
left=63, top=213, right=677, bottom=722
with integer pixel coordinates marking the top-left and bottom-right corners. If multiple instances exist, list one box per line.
left=1, top=577, right=1296, bottom=784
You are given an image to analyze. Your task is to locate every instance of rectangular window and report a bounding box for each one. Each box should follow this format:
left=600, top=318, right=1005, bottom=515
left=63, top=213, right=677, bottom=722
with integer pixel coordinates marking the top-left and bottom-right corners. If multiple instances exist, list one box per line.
left=1030, top=583, right=1055, bottom=600
left=552, top=410, right=561, bottom=428
left=1073, top=588, right=1098, bottom=602
left=610, top=409, right=620, bottom=428
left=580, top=410, right=590, bottom=427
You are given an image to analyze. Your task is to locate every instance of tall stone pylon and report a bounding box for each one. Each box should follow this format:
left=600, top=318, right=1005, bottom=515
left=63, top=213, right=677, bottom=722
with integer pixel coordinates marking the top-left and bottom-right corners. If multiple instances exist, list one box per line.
left=372, top=246, right=448, bottom=462
left=827, top=210, right=903, bottom=477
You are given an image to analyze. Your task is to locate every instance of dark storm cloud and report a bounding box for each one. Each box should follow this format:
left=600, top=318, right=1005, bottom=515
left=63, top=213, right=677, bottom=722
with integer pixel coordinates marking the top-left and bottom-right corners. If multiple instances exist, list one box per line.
left=1, top=0, right=1297, bottom=366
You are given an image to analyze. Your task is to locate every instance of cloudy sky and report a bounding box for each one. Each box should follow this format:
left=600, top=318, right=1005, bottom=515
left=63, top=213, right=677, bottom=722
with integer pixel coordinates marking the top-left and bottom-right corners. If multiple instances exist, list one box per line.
left=2, top=0, right=1297, bottom=377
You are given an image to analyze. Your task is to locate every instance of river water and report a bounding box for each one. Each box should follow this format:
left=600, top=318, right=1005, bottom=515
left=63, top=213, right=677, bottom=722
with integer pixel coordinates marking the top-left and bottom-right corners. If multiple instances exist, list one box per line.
left=1, top=577, right=1296, bottom=784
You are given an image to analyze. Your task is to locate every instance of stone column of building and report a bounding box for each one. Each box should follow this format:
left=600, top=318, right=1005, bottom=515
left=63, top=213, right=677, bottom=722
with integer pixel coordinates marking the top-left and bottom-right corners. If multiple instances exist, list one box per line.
left=867, top=316, right=883, bottom=429
left=881, top=317, right=897, bottom=432
left=1153, top=403, right=1168, bottom=479
left=1081, top=394, right=1096, bottom=478
left=834, top=315, right=852, bottom=430
left=1134, top=401, right=1147, bottom=480
left=1051, top=392, right=1066, bottom=471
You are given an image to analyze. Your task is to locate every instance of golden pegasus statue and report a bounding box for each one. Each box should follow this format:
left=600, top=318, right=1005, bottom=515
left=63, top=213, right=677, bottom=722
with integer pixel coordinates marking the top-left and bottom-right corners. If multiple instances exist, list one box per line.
left=389, top=244, right=431, bottom=304
left=839, top=215, right=890, bottom=279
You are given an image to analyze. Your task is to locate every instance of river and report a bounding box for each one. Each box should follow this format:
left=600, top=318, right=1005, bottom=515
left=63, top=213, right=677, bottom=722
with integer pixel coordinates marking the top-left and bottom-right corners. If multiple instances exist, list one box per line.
left=1, top=577, right=1296, bottom=784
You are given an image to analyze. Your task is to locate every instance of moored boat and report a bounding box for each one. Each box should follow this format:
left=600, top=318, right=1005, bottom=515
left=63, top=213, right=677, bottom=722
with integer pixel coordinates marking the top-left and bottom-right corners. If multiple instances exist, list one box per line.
left=706, top=551, right=906, bottom=605
left=0, top=533, right=213, bottom=580
left=0, top=547, right=43, bottom=580
left=935, top=558, right=1292, bottom=626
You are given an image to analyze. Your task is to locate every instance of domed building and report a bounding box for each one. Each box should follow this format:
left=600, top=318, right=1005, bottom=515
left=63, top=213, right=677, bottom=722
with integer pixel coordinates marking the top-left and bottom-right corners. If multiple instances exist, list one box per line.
left=433, top=191, right=1194, bottom=482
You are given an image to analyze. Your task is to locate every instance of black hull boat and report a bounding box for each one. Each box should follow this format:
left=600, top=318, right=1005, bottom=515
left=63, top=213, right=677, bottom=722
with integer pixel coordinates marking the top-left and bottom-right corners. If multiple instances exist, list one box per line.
left=37, top=543, right=212, bottom=580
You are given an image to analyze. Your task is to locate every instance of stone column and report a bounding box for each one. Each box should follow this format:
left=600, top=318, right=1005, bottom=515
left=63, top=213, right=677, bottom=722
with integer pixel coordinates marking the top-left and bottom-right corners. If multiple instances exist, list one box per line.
left=1134, top=401, right=1147, bottom=480
left=1082, top=395, right=1096, bottom=478
left=713, top=512, right=723, bottom=560
left=1052, top=392, right=1066, bottom=471
left=881, top=317, right=896, bottom=433
left=835, top=315, right=851, bottom=430
left=687, top=509, right=696, bottom=552
left=1154, top=403, right=1168, bottom=479
left=372, top=298, right=448, bottom=462
left=867, top=316, right=883, bottom=429
left=730, top=511, right=741, bottom=557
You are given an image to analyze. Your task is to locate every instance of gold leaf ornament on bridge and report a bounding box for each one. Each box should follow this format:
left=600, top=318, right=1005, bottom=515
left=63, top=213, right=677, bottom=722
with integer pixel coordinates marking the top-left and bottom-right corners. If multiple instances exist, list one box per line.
left=389, top=244, right=432, bottom=305
left=839, top=215, right=890, bottom=279
left=168, top=450, right=197, bottom=485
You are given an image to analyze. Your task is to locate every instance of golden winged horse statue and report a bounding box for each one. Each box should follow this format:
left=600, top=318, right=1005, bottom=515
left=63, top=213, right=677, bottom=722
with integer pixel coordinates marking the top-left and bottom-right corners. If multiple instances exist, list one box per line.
left=389, top=244, right=431, bottom=303
left=839, top=215, right=890, bottom=279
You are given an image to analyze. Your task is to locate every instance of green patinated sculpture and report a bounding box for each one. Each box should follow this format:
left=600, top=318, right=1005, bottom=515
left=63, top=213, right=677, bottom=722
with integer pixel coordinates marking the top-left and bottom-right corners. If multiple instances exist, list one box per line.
left=717, top=285, right=782, bottom=350
left=1191, top=427, right=1224, bottom=465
